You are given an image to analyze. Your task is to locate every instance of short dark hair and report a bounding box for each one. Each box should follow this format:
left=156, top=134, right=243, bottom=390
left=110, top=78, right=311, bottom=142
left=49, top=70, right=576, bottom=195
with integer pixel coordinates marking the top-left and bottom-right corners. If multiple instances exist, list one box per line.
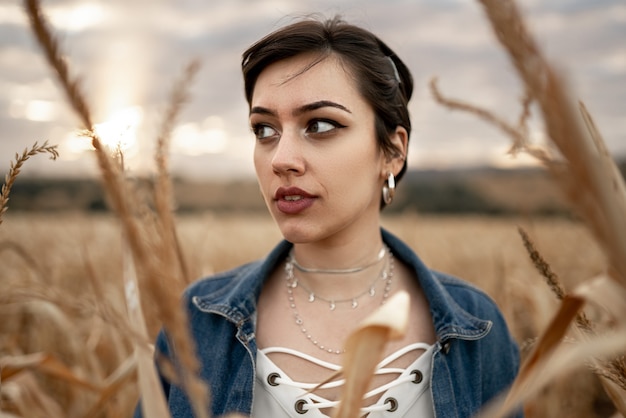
left=242, top=16, right=414, bottom=182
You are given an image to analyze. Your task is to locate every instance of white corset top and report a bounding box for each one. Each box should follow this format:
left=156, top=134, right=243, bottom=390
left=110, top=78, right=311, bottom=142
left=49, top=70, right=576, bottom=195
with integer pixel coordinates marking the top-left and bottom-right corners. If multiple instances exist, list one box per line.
left=252, top=342, right=435, bottom=417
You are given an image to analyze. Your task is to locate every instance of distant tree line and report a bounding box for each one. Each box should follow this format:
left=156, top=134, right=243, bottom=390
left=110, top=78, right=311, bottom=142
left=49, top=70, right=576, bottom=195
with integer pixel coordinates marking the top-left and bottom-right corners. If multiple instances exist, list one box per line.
left=4, top=160, right=625, bottom=216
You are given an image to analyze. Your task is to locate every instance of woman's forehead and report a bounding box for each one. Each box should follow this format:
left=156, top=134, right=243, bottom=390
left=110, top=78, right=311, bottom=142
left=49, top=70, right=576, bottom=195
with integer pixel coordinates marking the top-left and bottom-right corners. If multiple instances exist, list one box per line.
left=251, top=54, right=361, bottom=108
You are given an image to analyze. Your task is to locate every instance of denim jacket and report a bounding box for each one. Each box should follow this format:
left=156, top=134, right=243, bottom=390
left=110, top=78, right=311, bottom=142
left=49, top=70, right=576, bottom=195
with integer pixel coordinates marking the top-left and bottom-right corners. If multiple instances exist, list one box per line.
left=135, top=229, right=521, bottom=418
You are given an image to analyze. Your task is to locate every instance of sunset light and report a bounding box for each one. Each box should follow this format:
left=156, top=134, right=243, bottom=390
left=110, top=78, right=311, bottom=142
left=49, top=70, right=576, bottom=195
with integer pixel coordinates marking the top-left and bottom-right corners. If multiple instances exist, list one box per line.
left=93, top=106, right=143, bottom=152
left=60, top=106, right=143, bottom=160
left=2, top=0, right=624, bottom=179
left=4, top=3, right=626, bottom=413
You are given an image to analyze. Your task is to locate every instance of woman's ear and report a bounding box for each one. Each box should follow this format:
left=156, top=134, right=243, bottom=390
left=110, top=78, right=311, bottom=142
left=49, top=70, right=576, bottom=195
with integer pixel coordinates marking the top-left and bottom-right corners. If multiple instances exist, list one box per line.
left=385, top=126, right=408, bottom=176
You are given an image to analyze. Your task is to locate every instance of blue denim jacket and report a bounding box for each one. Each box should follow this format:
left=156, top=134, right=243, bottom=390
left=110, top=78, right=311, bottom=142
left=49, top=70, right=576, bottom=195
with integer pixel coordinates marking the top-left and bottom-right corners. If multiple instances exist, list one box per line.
left=135, top=229, right=521, bottom=417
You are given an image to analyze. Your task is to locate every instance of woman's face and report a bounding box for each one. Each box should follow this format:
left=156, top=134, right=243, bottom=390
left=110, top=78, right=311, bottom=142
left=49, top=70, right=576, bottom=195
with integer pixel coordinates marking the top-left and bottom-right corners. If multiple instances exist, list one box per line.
left=250, top=53, right=397, bottom=244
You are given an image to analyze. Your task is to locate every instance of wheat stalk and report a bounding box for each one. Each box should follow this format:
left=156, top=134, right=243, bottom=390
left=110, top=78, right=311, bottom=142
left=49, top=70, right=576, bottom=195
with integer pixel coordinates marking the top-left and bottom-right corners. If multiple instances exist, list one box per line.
left=477, top=0, right=626, bottom=413
left=476, top=0, right=626, bottom=285
left=0, top=141, right=58, bottom=226
left=331, top=292, right=410, bottom=418
left=429, top=78, right=550, bottom=163
left=517, top=227, right=595, bottom=333
left=24, top=0, right=91, bottom=129
left=153, top=59, right=201, bottom=286
left=150, top=58, right=212, bottom=416
left=22, top=1, right=210, bottom=416
left=516, top=226, right=626, bottom=395
left=430, top=0, right=626, bottom=414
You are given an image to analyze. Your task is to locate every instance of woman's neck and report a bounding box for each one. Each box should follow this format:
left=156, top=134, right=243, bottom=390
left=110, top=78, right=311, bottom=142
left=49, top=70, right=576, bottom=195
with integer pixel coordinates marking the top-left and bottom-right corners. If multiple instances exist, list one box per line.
left=289, top=232, right=387, bottom=299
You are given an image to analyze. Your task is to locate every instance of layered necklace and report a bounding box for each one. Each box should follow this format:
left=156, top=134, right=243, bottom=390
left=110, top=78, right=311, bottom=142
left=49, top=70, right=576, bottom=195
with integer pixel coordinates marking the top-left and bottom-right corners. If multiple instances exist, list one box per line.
left=285, top=246, right=394, bottom=354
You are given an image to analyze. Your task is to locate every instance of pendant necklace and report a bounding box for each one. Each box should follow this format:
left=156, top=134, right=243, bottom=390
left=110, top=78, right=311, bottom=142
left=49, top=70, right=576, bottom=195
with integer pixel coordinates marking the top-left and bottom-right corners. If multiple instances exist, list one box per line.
left=291, top=260, right=391, bottom=310
left=284, top=248, right=394, bottom=354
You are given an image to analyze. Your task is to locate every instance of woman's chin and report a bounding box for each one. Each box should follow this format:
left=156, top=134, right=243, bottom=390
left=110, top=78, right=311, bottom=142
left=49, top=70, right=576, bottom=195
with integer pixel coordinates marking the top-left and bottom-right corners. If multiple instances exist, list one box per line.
left=275, top=222, right=321, bottom=244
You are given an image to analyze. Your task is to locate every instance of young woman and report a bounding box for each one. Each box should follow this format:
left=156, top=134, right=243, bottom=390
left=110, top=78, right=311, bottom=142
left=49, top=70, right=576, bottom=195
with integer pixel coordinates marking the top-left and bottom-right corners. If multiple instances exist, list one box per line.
left=136, top=16, right=521, bottom=418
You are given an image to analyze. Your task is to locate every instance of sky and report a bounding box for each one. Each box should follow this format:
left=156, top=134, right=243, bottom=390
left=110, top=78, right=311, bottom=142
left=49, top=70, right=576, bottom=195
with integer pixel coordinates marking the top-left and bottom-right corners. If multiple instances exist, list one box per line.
left=1, top=0, right=624, bottom=180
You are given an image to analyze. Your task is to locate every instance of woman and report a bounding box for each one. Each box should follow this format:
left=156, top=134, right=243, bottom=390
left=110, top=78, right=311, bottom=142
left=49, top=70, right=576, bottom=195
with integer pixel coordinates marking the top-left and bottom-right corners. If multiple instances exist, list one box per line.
left=136, top=16, right=521, bottom=418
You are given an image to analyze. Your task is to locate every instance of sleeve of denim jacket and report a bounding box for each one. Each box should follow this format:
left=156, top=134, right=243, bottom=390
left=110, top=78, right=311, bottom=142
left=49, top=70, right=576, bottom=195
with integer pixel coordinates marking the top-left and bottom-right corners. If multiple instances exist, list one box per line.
left=481, top=299, right=523, bottom=417
left=439, top=274, right=523, bottom=417
left=132, top=329, right=172, bottom=418
left=473, top=292, right=523, bottom=416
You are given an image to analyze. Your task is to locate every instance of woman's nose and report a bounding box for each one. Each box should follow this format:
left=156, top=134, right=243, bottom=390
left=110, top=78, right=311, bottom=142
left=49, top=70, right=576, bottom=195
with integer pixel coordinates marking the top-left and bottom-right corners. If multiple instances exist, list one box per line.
left=271, top=129, right=305, bottom=175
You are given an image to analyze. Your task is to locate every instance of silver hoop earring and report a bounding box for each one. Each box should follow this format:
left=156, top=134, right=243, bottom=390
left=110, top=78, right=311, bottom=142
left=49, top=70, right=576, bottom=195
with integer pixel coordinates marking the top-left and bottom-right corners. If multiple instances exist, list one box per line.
left=382, top=172, right=395, bottom=206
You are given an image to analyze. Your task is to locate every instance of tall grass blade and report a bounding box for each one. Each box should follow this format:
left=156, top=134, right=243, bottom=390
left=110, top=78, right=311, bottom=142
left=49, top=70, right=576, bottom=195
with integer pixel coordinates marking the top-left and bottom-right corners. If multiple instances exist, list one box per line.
left=122, top=239, right=170, bottom=418
left=22, top=1, right=210, bottom=416
left=332, top=291, right=409, bottom=418
left=0, top=141, right=58, bottom=226
left=484, top=275, right=626, bottom=417
left=428, top=0, right=626, bottom=413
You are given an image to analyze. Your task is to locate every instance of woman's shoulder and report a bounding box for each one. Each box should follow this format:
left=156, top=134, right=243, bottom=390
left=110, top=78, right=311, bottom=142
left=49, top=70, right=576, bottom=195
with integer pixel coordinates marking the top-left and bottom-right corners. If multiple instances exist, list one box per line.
left=383, top=229, right=506, bottom=323
left=432, top=270, right=504, bottom=317
left=432, top=270, right=493, bottom=298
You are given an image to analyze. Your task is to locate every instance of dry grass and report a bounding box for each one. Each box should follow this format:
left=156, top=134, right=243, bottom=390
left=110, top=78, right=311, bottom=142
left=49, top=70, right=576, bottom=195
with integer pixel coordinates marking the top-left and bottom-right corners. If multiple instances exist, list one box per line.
left=10, top=1, right=210, bottom=416
left=0, top=142, right=58, bottom=226
left=3, top=0, right=625, bottom=416
left=0, top=212, right=618, bottom=417
left=331, top=292, right=410, bottom=418
left=430, top=0, right=626, bottom=415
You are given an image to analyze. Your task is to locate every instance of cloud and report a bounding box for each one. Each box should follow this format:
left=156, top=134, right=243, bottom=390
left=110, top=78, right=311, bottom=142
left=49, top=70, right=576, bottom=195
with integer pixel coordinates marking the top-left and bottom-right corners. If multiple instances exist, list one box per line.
left=1, top=0, right=624, bottom=179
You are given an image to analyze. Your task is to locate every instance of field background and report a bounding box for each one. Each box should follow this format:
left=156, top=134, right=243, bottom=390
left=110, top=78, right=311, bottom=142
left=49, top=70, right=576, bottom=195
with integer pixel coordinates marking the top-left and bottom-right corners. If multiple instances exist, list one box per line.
left=4, top=166, right=575, bottom=216
left=0, top=167, right=621, bottom=417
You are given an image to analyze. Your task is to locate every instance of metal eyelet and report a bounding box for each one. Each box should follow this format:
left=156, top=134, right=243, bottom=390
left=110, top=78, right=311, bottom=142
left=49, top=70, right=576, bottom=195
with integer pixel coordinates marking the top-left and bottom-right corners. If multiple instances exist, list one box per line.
left=411, top=369, right=423, bottom=384
left=385, top=397, right=398, bottom=412
left=267, top=372, right=280, bottom=386
left=294, top=399, right=308, bottom=414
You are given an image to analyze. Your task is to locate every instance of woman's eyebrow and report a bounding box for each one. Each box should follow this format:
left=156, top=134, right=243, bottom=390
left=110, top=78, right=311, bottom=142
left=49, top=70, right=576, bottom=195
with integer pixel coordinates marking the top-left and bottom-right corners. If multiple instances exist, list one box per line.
left=293, top=100, right=352, bottom=116
left=249, top=106, right=275, bottom=117
left=249, top=100, right=352, bottom=117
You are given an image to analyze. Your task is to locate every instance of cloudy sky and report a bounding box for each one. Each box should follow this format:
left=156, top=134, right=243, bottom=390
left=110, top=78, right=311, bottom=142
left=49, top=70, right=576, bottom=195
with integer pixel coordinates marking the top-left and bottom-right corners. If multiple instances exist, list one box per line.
left=1, top=0, right=624, bottom=180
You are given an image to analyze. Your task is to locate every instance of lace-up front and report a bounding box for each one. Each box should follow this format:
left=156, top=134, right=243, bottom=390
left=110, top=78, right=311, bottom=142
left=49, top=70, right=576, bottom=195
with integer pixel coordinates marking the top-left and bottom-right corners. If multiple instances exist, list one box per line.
left=253, top=343, right=435, bottom=417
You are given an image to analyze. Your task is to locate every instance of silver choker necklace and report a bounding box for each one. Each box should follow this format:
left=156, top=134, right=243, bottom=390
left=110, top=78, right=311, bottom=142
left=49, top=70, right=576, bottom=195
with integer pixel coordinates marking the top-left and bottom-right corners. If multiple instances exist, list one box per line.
left=284, top=248, right=394, bottom=354
left=290, top=246, right=386, bottom=275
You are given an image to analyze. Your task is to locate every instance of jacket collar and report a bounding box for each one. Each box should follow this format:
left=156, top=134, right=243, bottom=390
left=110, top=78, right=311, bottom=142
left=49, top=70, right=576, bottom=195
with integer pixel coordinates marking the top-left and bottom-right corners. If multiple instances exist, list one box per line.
left=191, top=229, right=491, bottom=341
left=190, top=239, right=290, bottom=325
left=381, top=229, right=492, bottom=341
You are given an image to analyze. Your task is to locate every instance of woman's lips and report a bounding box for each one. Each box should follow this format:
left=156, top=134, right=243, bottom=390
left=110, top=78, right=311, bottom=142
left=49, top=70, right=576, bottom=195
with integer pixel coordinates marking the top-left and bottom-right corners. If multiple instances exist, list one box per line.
left=274, top=187, right=316, bottom=214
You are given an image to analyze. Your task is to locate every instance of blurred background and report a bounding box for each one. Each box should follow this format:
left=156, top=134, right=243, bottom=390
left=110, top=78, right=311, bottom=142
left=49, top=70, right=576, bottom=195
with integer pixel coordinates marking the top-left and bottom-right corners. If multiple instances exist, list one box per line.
left=2, top=3, right=625, bottom=416
left=1, top=0, right=625, bottom=213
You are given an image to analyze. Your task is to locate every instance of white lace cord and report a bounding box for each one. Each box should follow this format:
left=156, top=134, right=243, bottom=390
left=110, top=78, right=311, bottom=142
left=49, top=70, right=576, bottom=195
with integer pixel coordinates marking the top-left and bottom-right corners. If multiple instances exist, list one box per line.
left=300, top=399, right=339, bottom=412
left=261, top=342, right=432, bottom=413
left=297, top=373, right=418, bottom=414
left=263, top=347, right=343, bottom=370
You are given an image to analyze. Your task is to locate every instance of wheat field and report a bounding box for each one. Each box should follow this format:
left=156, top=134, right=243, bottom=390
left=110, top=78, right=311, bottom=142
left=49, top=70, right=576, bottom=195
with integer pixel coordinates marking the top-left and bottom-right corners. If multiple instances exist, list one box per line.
left=3, top=0, right=625, bottom=415
left=0, top=211, right=616, bottom=417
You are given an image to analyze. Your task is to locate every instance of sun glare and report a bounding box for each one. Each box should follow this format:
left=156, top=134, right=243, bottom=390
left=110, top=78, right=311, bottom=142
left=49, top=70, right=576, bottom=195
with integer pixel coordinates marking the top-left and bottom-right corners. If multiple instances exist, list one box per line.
left=61, top=132, right=93, bottom=160
left=93, top=106, right=143, bottom=152
left=61, top=106, right=143, bottom=160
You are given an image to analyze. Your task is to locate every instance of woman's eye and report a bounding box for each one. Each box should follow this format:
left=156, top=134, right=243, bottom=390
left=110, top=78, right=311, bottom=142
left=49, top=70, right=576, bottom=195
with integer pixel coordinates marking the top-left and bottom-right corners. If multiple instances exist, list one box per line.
left=252, top=124, right=278, bottom=140
left=307, top=120, right=342, bottom=134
